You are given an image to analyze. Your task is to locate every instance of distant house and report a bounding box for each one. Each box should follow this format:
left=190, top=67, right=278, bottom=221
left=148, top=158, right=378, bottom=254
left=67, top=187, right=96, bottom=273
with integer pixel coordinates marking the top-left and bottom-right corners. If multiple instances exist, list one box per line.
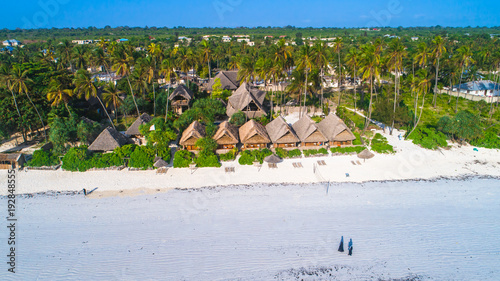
left=411, top=37, right=419, bottom=41
left=72, top=39, right=93, bottom=45
left=239, top=120, right=270, bottom=150
left=2, top=39, right=21, bottom=46
left=318, top=114, right=356, bottom=146
left=292, top=115, right=328, bottom=148
left=222, top=36, right=232, bottom=42
left=117, top=38, right=129, bottom=43
left=89, top=127, right=132, bottom=152
left=247, top=41, right=255, bottom=46
left=125, top=113, right=153, bottom=138
left=452, top=80, right=500, bottom=97
left=226, top=82, right=267, bottom=118
left=179, top=121, right=205, bottom=151
left=265, top=116, right=299, bottom=149
left=168, top=84, right=193, bottom=114
left=206, top=70, right=240, bottom=92
left=0, top=153, right=25, bottom=169
left=213, top=121, right=239, bottom=152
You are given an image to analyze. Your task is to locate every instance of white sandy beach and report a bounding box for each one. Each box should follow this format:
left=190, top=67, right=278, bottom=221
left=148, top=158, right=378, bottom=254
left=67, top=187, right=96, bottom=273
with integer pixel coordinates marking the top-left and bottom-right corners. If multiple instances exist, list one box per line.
left=1, top=128, right=499, bottom=196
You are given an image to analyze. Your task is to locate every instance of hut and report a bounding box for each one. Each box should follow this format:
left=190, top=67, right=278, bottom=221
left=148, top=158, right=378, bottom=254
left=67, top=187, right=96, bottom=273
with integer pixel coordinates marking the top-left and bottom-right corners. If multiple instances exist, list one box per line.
left=0, top=153, right=25, bottom=169
left=292, top=115, right=328, bottom=148
left=226, top=82, right=267, bottom=118
left=318, top=114, right=356, bottom=146
left=213, top=121, right=239, bottom=151
left=179, top=121, right=205, bottom=151
left=206, top=70, right=240, bottom=92
left=265, top=116, right=299, bottom=149
left=239, top=119, right=270, bottom=150
left=125, top=113, right=153, bottom=137
left=169, top=84, right=194, bottom=114
left=88, top=127, right=132, bottom=152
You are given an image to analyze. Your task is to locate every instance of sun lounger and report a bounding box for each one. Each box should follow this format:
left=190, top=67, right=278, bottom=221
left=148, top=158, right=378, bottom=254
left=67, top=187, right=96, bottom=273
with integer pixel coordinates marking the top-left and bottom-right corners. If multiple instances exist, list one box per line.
left=268, top=163, right=277, bottom=169
left=351, top=161, right=356, bottom=165
left=317, top=160, right=326, bottom=166
left=356, top=160, right=362, bottom=165
left=225, top=167, right=235, bottom=173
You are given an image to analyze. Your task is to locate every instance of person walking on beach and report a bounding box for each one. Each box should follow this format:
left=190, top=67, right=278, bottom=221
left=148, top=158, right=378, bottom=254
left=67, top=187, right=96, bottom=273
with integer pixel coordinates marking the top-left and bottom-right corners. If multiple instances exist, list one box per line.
left=348, top=238, right=353, bottom=256
left=338, top=236, right=344, bottom=252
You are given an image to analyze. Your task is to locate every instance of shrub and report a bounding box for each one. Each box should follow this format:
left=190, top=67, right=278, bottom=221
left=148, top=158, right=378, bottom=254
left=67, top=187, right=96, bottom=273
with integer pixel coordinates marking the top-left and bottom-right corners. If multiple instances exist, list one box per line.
left=407, top=126, right=448, bottom=150
left=173, top=150, right=194, bottom=168
left=219, top=148, right=238, bottom=161
left=114, top=144, right=137, bottom=159
left=303, top=148, right=329, bottom=157
left=330, top=146, right=365, bottom=154
left=195, top=151, right=221, bottom=168
left=275, top=147, right=288, bottom=158
left=89, top=153, right=124, bottom=168
left=470, top=129, right=500, bottom=149
left=129, top=145, right=155, bottom=169
left=254, top=148, right=272, bottom=164
left=26, top=149, right=60, bottom=167
left=62, top=146, right=91, bottom=172
left=288, top=149, right=302, bottom=158
left=156, top=143, right=172, bottom=163
left=352, top=132, right=363, bottom=145
left=370, top=133, right=394, bottom=154
left=238, top=150, right=255, bottom=165
left=229, top=111, right=246, bottom=127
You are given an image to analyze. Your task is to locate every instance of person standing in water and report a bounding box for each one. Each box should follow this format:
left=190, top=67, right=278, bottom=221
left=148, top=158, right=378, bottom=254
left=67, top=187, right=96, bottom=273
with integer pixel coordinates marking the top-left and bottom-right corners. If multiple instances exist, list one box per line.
left=348, top=238, right=353, bottom=256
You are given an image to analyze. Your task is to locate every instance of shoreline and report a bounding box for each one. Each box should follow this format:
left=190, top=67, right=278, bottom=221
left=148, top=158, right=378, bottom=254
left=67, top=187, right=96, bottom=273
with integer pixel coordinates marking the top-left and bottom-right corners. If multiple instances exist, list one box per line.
left=2, top=129, right=500, bottom=197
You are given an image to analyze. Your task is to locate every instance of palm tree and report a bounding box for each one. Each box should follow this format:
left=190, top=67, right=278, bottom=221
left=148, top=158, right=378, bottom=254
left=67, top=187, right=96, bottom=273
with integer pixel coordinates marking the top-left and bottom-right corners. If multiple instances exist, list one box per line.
left=358, top=43, right=380, bottom=131
left=415, top=42, right=430, bottom=69
left=386, top=38, right=406, bottom=134
left=332, top=37, right=344, bottom=88
left=73, top=69, right=115, bottom=128
left=345, top=47, right=360, bottom=110
left=407, top=69, right=431, bottom=137
left=9, top=65, right=47, bottom=141
left=72, top=45, right=89, bottom=70
left=47, top=79, right=74, bottom=114
left=431, top=36, right=446, bottom=107
left=200, top=40, right=212, bottom=79
left=159, top=57, right=178, bottom=121
left=102, top=82, right=124, bottom=124
left=145, top=56, right=158, bottom=116
left=296, top=44, right=314, bottom=117
left=454, top=45, right=475, bottom=113
left=112, top=47, right=140, bottom=116
left=0, top=64, right=22, bottom=121
left=312, top=41, right=330, bottom=108
left=176, top=47, right=195, bottom=87
left=58, top=39, right=74, bottom=72
left=237, top=56, right=256, bottom=84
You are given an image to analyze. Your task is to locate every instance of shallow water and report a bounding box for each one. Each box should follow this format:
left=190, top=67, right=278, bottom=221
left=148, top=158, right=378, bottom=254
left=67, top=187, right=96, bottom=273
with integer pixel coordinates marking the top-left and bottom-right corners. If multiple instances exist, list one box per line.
left=1, top=178, right=500, bottom=280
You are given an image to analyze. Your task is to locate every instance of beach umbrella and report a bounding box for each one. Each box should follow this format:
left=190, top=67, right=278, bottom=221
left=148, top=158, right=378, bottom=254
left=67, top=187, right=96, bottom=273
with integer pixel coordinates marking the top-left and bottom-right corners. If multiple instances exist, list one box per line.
left=264, top=154, right=283, bottom=164
left=338, top=236, right=344, bottom=252
left=357, top=149, right=374, bottom=160
left=154, top=159, right=169, bottom=168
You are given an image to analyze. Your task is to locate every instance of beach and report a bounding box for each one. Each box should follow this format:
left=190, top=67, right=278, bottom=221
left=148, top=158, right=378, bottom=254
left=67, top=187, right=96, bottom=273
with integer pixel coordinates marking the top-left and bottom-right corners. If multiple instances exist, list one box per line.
left=1, top=129, right=500, bottom=196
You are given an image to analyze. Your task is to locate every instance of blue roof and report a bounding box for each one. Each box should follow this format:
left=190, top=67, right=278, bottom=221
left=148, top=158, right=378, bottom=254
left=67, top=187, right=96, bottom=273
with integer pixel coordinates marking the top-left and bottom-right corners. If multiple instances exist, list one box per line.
left=119, top=38, right=128, bottom=42
left=0, top=46, right=14, bottom=52
left=454, top=80, right=500, bottom=91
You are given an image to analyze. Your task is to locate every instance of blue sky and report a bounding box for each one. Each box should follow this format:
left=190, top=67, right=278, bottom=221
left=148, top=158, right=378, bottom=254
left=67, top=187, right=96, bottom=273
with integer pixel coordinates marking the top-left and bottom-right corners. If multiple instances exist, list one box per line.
left=1, top=0, right=499, bottom=30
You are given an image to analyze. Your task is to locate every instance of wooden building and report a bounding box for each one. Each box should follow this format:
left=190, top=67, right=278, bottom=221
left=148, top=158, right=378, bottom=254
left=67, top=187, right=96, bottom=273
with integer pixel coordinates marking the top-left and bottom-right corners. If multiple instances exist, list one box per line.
left=213, top=121, right=239, bottom=152
left=239, top=120, right=270, bottom=150
left=206, top=70, right=240, bottom=92
left=89, top=127, right=133, bottom=152
left=0, top=153, right=25, bottom=169
left=265, top=116, right=299, bottom=149
left=226, top=82, right=267, bottom=119
left=179, top=121, right=205, bottom=151
left=318, top=113, right=356, bottom=146
left=292, top=115, right=328, bottom=148
left=168, top=84, right=194, bottom=114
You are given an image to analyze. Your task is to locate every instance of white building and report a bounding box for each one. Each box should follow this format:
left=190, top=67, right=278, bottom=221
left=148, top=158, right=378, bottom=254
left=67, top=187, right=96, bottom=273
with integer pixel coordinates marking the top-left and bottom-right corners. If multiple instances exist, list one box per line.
left=247, top=41, right=255, bottom=46
left=3, top=39, right=21, bottom=46
left=411, top=37, right=419, bottom=41
left=72, top=39, right=93, bottom=45
left=237, top=38, right=250, bottom=43
left=222, top=36, right=231, bottom=43
left=452, top=80, right=500, bottom=97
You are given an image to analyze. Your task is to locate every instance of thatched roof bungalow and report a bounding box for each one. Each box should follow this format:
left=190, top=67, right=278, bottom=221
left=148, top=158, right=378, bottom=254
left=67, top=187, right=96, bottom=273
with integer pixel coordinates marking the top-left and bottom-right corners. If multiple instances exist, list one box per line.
left=0, top=153, right=25, bottom=169
left=89, top=127, right=132, bottom=152
left=125, top=113, right=153, bottom=136
left=265, top=116, right=299, bottom=149
left=292, top=115, right=328, bottom=148
left=169, top=84, right=193, bottom=114
left=206, top=70, right=240, bottom=92
left=239, top=119, right=270, bottom=150
left=318, top=114, right=356, bottom=146
left=226, top=82, right=267, bottom=118
left=179, top=121, right=206, bottom=151
left=213, top=121, right=239, bottom=151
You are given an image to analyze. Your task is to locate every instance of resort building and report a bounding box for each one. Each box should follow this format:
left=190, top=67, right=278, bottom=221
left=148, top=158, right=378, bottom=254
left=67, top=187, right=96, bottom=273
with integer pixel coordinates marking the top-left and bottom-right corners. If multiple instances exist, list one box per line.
left=265, top=116, right=299, bottom=149
left=222, top=36, right=232, bottom=42
left=72, top=39, right=93, bottom=45
left=206, top=70, right=240, bottom=92
left=452, top=80, right=500, bottom=97
left=168, top=84, right=194, bottom=114
left=318, top=114, right=356, bottom=146
left=213, top=121, right=239, bottom=152
left=125, top=113, right=153, bottom=144
left=179, top=121, right=205, bottom=151
left=89, top=127, right=132, bottom=152
left=226, top=82, right=267, bottom=118
left=0, top=153, right=26, bottom=169
left=292, top=115, right=328, bottom=148
left=2, top=39, right=21, bottom=46
left=239, top=120, right=270, bottom=150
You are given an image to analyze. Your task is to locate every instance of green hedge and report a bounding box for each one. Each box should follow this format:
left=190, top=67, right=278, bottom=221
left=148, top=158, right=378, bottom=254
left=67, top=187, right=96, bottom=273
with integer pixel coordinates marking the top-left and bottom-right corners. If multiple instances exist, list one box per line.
left=238, top=148, right=272, bottom=165
left=195, top=151, right=221, bottom=168
left=276, top=148, right=302, bottom=158
left=173, top=150, right=194, bottom=168
left=129, top=145, right=155, bottom=169
left=303, top=148, right=329, bottom=157
left=470, top=129, right=500, bottom=149
left=26, top=149, right=60, bottom=167
left=62, top=146, right=126, bottom=172
left=407, top=126, right=448, bottom=150
left=370, top=133, right=394, bottom=154
left=353, top=132, right=363, bottom=145
left=219, top=148, right=238, bottom=161
left=330, top=146, right=365, bottom=154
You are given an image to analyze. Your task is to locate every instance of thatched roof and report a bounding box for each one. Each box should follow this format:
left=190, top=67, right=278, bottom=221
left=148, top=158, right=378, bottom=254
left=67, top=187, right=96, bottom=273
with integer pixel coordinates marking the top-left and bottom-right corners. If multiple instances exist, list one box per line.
left=318, top=114, right=356, bottom=142
left=239, top=119, right=270, bottom=144
left=125, top=113, right=153, bottom=136
left=179, top=121, right=206, bottom=146
left=154, top=159, right=169, bottom=168
left=226, top=82, right=267, bottom=117
left=265, top=116, right=299, bottom=144
left=206, top=70, right=240, bottom=91
left=0, top=153, right=24, bottom=162
left=358, top=149, right=374, bottom=159
left=264, top=154, right=282, bottom=163
left=168, top=84, right=193, bottom=101
left=89, top=127, right=132, bottom=152
left=292, top=115, right=328, bottom=143
left=213, top=121, right=239, bottom=145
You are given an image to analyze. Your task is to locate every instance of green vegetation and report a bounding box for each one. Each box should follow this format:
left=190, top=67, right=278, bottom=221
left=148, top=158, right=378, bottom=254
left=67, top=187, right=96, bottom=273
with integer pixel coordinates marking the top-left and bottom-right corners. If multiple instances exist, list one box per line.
left=275, top=148, right=302, bottom=158
left=330, top=146, right=365, bottom=154
left=238, top=148, right=272, bottom=165
left=219, top=148, right=238, bottom=161
left=370, top=133, right=394, bottom=154
left=229, top=111, right=246, bottom=127
left=303, top=148, right=329, bottom=157
left=26, top=149, right=60, bottom=167
left=407, top=126, right=448, bottom=149
left=173, top=150, right=194, bottom=168
left=128, top=145, right=155, bottom=169
left=352, top=132, right=363, bottom=145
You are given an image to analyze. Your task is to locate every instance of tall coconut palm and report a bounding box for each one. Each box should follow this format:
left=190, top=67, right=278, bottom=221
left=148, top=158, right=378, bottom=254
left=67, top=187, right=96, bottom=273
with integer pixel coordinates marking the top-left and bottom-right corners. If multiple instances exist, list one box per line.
left=296, top=44, right=314, bottom=117
left=72, top=45, right=89, bottom=70
left=159, top=57, right=178, bottom=121
left=454, top=45, right=475, bottom=113
left=102, top=82, right=124, bottom=124
left=176, top=47, right=195, bottom=87
left=431, top=36, right=446, bottom=107
left=47, top=79, right=74, bottom=114
left=358, top=43, right=380, bottom=131
left=386, top=38, right=406, bottom=134
left=0, top=64, right=22, bottom=121
left=145, top=56, right=158, bottom=116
left=200, top=40, right=212, bottom=79
left=9, top=65, right=47, bottom=141
left=345, top=47, right=360, bottom=110
left=415, top=42, right=430, bottom=69
left=58, top=39, right=74, bottom=72
left=237, top=56, right=256, bottom=84
left=332, top=37, right=343, bottom=87
left=312, top=41, right=330, bottom=108
left=73, top=69, right=115, bottom=128
left=112, top=47, right=140, bottom=116
left=407, top=69, right=431, bottom=137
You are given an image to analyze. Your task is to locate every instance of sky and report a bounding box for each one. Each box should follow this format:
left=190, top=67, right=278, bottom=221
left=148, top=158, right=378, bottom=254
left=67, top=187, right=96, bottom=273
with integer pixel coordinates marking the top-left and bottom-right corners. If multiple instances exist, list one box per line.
left=1, top=0, right=499, bottom=30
